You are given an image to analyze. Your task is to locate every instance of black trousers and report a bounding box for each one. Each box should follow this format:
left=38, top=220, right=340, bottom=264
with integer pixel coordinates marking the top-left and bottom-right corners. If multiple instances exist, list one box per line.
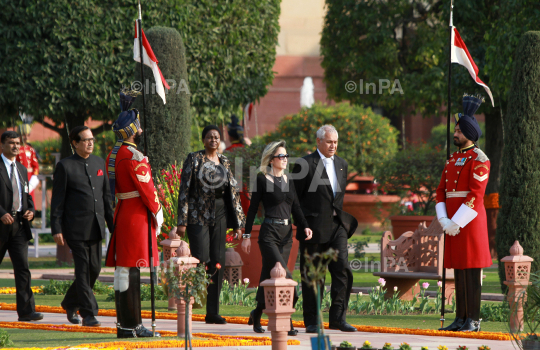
left=255, top=222, right=298, bottom=307
left=187, top=197, right=227, bottom=316
left=300, top=217, right=352, bottom=326
left=454, top=268, right=482, bottom=321
left=61, top=238, right=102, bottom=318
left=0, top=217, right=35, bottom=317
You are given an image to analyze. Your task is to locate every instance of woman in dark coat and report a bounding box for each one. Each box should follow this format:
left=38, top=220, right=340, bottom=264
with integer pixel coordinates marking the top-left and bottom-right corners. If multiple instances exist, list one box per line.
left=177, top=125, right=245, bottom=324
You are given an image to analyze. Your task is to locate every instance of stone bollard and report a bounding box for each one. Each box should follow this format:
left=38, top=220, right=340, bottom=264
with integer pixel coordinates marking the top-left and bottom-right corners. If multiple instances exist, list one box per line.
left=224, top=247, right=243, bottom=285
left=501, top=240, right=534, bottom=332
left=160, top=227, right=182, bottom=310
left=260, top=262, right=297, bottom=350
left=172, top=240, right=200, bottom=337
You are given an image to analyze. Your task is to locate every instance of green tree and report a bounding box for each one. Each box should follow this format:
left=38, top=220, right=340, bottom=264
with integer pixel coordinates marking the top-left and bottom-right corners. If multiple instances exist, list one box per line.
left=320, top=0, right=540, bottom=198
left=264, top=103, right=399, bottom=177
left=0, top=0, right=279, bottom=158
left=496, top=32, right=540, bottom=291
left=320, top=0, right=447, bottom=127
left=134, top=27, right=190, bottom=171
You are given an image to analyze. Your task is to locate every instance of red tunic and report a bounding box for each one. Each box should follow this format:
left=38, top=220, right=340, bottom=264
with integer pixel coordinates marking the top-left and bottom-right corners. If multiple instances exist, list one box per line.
left=105, top=143, right=160, bottom=267
left=436, top=146, right=492, bottom=269
left=17, top=145, right=39, bottom=201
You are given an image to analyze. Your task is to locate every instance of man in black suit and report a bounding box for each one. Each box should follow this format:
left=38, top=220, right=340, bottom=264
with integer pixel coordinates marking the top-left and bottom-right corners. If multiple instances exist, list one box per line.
left=292, top=124, right=358, bottom=333
left=0, top=131, right=43, bottom=322
left=51, top=125, right=114, bottom=327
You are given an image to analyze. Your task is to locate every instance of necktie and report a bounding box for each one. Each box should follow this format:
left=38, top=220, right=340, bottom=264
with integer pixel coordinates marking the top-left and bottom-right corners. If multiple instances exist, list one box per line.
left=11, top=163, right=20, bottom=214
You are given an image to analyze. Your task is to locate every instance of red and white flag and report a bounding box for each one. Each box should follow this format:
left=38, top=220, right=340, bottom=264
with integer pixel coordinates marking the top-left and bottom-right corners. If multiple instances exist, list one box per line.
left=134, top=21, right=170, bottom=104
left=244, top=102, right=253, bottom=121
left=450, top=27, right=494, bottom=107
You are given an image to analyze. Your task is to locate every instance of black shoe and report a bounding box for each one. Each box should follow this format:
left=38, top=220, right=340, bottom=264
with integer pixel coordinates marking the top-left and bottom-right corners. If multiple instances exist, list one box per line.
left=18, top=312, right=43, bottom=322
left=205, top=314, right=227, bottom=324
left=329, top=321, right=357, bottom=332
left=288, top=319, right=298, bottom=336
left=82, top=315, right=101, bottom=327
left=117, top=324, right=161, bottom=338
left=65, top=308, right=80, bottom=325
left=306, top=325, right=318, bottom=333
left=438, top=317, right=465, bottom=332
left=248, top=310, right=264, bottom=333
left=458, top=318, right=480, bottom=332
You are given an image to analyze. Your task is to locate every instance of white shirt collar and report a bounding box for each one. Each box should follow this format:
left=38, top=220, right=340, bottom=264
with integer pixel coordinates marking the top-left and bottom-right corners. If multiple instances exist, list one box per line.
left=317, top=149, right=334, bottom=162
left=1, top=153, right=15, bottom=168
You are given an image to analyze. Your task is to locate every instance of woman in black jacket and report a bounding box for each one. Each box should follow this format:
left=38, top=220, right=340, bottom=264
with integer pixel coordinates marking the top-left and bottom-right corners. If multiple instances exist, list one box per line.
left=177, top=125, right=245, bottom=324
left=242, top=140, right=313, bottom=335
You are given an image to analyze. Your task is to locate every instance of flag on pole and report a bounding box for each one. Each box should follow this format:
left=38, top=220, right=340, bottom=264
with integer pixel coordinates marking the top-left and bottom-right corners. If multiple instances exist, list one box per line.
left=134, top=21, right=170, bottom=104
left=244, top=102, right=254, bottom=121
left=450, top=27, right=494, bottom=107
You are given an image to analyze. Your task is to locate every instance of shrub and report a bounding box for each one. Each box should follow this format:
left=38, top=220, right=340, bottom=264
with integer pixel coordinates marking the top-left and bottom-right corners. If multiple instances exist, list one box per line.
left=135, top=26, right=191, bottom=172
left=41, top=280, right=112, bottom=295
left=0, top=328, right=13, bottom=347
left=374, top=142, right=446, bottom=216
left=264, top=102, right=399, bottom=176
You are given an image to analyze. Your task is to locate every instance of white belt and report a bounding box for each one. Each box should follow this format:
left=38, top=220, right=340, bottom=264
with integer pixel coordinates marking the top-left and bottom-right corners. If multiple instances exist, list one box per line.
left=446, top=191, right=470, bottom=198
left=116, top=191, right=140, bottom=200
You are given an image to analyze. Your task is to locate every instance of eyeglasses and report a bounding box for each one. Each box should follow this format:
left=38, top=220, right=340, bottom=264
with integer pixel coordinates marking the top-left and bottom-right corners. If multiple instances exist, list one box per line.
left=272, top=154, right=289, bottom=160
left=79, top=138, right=95, bottom=144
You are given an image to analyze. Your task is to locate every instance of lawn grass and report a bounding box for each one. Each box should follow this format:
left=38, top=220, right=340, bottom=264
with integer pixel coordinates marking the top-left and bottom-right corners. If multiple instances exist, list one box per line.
left=291, top=266, right=503, bottom=294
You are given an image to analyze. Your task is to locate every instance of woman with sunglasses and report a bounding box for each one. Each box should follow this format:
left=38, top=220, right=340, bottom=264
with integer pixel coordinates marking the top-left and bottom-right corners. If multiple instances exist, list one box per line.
left=242, top=140, right=313, bottom=335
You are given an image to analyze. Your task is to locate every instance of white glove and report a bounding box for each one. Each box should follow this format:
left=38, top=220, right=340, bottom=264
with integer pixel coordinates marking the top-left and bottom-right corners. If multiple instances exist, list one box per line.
left=442, top=220, right=460, bottom=236
left=152, top=207, right=164, bottom=237
left=438, top=217, right=451, bottom=229
left=29, top=175, right=40, bottom=192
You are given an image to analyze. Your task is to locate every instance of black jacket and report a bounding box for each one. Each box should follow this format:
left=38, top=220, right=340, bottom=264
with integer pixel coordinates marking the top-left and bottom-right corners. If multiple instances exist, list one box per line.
left=177, top=150, right=245, bottom=229
left=51, top=153, right=114, bottom=240
left=0, top=159, right=34, bottom=241
left=292, top=151, right=358, bottom=244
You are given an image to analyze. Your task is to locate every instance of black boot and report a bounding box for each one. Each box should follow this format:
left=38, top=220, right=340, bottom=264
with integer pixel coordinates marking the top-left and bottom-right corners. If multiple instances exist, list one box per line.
left=458, top=268, right=482, bottom=332
left=248, top=306, right=265, bottom=333
left=117, top=268, right=161, bottom=338
left=288, top=319, right=298, bottom=336
left=439, top=269, right=466, bottom=331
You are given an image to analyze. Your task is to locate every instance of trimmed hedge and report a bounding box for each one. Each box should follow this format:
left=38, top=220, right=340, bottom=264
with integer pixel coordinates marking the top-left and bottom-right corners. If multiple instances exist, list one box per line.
left=263, top=103, right=399, bottom=176
left=497, top=31, right=540, bottom=291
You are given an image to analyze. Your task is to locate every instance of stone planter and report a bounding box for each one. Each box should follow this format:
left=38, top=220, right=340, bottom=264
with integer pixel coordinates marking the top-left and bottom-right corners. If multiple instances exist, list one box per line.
left=337, top=347, right=356, bottom=350
left=389, top=215, right=435, bottom=240
left=343, top=193, right=400, bottom=227
left=237, top=225, right=299, bottom=287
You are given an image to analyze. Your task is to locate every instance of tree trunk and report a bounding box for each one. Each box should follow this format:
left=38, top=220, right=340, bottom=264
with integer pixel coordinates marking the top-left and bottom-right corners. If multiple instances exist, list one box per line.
left=484, top=107, right=504, bottom=195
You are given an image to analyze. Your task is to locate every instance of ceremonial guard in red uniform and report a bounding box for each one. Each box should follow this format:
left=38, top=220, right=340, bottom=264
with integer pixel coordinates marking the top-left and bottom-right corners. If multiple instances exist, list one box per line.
left=105, top=90, right=163, bottom=338
left=436, top=94, right=492, bottom=333
left=16, top=125, right=40, bottom=203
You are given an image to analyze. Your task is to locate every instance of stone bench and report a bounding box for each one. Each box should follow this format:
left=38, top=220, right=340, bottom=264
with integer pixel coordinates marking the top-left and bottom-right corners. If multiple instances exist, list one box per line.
left=373, top=218, right=455, bottom=303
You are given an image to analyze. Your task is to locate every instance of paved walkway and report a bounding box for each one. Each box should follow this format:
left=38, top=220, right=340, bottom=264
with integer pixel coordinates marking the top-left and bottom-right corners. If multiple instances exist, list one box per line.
left=0, top=310, right=513, bottom=350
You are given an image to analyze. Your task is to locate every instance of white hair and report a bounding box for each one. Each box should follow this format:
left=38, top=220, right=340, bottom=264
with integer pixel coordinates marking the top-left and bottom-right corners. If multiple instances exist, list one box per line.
left=316, top=125, right=338, bottom=139
left=260, top=140, right=286, bottom=174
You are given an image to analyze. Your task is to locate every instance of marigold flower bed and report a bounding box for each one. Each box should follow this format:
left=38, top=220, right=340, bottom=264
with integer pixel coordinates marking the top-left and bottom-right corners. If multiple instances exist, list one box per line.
left=0, top=302, right=512, bottom=341
left=0, top=322, right=301, bottom=349
left=0, top=287, right=42, bottom=295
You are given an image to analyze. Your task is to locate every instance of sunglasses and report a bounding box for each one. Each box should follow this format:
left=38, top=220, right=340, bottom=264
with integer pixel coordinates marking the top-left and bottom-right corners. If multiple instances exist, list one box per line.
left=273, top=154, right=289, bottom=160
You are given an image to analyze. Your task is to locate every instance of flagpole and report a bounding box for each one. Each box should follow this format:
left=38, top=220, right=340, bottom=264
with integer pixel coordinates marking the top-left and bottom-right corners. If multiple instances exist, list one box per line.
left=137, top=0, right=157, bottom=337
left=441, top=0, right=454, bottom=329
